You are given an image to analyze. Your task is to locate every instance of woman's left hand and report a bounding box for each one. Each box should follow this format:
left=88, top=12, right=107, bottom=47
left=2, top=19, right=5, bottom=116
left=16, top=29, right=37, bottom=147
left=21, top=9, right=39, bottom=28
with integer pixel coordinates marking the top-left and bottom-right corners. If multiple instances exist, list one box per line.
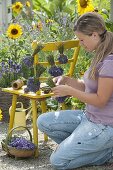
left=52, top=85, right=73, bottom=97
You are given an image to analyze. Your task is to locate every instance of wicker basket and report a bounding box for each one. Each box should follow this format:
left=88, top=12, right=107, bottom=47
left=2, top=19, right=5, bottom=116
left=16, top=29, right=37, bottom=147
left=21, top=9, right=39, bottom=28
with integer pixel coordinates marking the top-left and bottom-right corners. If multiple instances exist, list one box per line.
left=1, top=126, right=36, bottom=158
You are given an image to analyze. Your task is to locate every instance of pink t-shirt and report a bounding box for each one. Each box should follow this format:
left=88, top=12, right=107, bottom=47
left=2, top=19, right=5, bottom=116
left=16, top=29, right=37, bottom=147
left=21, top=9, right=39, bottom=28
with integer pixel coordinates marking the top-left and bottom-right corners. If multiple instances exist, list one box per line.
left=84, top=55, right=113, bottom=126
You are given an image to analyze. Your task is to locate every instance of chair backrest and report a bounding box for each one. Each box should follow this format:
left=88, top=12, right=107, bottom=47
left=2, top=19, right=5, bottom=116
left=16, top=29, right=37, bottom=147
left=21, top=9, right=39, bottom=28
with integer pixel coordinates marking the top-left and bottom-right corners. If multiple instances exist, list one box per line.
left=32, top=39, right=80, bottom=82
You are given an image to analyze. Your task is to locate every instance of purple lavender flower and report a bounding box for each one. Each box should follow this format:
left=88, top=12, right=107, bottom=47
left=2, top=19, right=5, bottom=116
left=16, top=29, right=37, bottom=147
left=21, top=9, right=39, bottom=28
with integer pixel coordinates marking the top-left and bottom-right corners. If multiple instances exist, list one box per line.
left=0, top=73, right=2, bottom=78
left=22, top=55, right=34, bottom=67
left=1, top=62, right=5, bottom=66
left=8, top=59, right=13, bottom=67
left=62, top=15, right=68, bottom=26
left=58, top=54, right=68, bottom=64
left=27, top=77, right=40, bottom=93
left=56, top=96, right=67, bottom=103
left=24, top=87, right=29, bottom=93
left=48, top=66, right=63, bottom=77
left=9, top=137, right=36, bottom=150
left=15, top=64, right=22, bottom=73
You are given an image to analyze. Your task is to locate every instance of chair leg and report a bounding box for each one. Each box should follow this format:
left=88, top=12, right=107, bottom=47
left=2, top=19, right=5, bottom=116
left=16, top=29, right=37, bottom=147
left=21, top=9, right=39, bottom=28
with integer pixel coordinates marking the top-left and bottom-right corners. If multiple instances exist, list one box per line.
left=40, top=100, right=48, bottom=142
left=8, top=94, right=17, bottom=133
left=31, top=99, right=39, bottom=157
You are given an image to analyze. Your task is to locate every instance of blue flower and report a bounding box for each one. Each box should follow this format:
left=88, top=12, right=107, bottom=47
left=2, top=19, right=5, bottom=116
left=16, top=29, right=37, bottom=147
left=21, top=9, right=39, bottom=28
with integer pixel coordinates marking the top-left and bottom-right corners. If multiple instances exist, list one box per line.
left=49, top=66, right=63, bottom=77
left=22, top=55, right=34, bottom=67
left=26, top=77, right=40, bottom=93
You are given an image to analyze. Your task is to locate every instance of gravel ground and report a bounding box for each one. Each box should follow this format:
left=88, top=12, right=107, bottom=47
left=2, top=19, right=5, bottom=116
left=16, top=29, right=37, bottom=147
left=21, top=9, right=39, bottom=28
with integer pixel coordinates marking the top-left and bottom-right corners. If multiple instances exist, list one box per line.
left=0, top=122, right=113, bottom=170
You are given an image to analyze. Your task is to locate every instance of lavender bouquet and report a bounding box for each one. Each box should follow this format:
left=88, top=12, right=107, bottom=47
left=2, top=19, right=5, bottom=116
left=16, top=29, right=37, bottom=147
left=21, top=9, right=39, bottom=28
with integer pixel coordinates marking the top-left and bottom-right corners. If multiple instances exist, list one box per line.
left=46, top=77, right=67, bottom=103
left=24, top=63, right=46, bottom=93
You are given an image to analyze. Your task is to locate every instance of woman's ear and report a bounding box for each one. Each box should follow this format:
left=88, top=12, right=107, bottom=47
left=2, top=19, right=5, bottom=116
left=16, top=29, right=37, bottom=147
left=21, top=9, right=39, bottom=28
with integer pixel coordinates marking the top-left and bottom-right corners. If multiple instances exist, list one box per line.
left=92, top=32, right=99, bottom=40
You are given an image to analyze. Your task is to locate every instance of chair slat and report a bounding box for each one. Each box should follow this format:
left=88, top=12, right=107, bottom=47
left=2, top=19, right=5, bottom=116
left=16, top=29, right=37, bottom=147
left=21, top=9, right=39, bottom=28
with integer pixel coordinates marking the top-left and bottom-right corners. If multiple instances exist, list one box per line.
left=32, top=40, right=79, bottom=51
left=35, top=58, right=74, bottom=66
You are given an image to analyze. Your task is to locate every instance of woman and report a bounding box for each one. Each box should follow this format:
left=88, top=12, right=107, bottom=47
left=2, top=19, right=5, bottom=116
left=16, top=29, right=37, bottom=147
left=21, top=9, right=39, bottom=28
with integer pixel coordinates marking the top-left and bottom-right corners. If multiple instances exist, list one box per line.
left=37, top=12, right=113, bottom=169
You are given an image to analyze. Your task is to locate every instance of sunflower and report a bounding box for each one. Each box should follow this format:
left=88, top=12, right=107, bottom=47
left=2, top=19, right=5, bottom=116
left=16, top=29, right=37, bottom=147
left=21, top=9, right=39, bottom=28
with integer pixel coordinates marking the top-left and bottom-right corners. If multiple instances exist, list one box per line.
left=77, top=0, right=94, bottom=15
left=26, top=1, right=31, bottom=7
left=0, top=109, right=3, bottom=121
left=12, top=1, right=23, bottom=14
left=6, top=24, right=23, bottom=39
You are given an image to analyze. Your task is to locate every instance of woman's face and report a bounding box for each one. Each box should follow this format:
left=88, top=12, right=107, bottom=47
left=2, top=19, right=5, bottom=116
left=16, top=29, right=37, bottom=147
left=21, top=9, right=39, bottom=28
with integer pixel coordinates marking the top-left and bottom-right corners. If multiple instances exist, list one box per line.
left=75, top=31, right=100, bottom=52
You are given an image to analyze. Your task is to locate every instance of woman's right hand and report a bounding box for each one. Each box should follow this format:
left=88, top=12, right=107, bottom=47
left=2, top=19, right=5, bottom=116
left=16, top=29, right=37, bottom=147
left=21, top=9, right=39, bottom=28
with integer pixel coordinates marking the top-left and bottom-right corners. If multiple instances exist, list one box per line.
left=53, top=76, right=68, bottom=85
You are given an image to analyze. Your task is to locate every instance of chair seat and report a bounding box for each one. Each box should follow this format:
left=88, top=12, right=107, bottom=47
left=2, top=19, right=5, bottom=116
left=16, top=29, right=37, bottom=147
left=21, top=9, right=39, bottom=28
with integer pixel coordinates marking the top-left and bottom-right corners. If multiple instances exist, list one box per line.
left=2, top=84, right=54, bottom=99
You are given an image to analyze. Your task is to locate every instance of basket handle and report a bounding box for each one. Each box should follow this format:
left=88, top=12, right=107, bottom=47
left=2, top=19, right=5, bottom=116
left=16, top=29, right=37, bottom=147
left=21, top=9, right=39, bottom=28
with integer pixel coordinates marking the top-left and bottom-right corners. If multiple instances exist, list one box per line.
left=5, top=126, right=33, bottom=152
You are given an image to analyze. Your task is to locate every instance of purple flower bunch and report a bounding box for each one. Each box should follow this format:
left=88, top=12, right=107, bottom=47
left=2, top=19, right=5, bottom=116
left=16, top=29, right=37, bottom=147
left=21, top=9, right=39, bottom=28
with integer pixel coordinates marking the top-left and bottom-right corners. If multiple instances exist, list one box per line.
left=47, top=54, right=68, bottom=103
left=24, top=77, right=40, bottom=93
left=58, top=54, right=68, bottom=64
left=22, top=56, right=46, bottom=93
left=46, top=77, right=67, bottom=103
left=49, top=65, right=63, bottom=77
left=56, top=96, right=67, bottom=103
left=9, top=137, right=36, bottom=150
left=57, top=44, right=68, bottom=64
left=47, top=55, right=63, bottom=77
left=22, top=55, right=34, bottom=68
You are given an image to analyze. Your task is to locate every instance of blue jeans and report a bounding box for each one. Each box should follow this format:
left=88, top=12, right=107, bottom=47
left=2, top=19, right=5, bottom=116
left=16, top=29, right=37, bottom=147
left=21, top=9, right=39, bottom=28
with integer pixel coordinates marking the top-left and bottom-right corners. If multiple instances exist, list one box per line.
left=37, top=110, right=113, bottom=170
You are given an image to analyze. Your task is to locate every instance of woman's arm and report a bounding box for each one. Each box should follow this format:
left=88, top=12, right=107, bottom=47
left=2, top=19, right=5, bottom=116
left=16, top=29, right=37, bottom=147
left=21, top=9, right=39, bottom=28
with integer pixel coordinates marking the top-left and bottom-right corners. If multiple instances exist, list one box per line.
left=54, top=76, right=85, bottom=91
left=66, top=77, right=85, bottom=91
left=52, top=77, right=113, bottom=108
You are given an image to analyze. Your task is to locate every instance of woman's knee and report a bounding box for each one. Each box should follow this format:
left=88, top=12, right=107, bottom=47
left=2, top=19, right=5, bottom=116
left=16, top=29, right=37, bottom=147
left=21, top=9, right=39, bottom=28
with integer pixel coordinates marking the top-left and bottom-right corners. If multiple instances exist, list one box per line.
left=37, top=114, right=47, bottom=131
left=50, top=151, right=69, bottom=170
left=37, top=112, right=54, bottom=131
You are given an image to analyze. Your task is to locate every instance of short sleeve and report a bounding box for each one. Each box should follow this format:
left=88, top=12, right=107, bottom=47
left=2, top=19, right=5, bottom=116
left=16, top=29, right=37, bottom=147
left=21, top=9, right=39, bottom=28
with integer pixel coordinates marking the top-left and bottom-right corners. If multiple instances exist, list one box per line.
left=99, top=60, right=113, bottom=78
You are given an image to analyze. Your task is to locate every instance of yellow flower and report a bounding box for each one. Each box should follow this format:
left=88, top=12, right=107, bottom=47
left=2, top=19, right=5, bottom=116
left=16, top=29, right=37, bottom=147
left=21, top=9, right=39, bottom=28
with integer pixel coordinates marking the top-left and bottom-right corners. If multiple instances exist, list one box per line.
left=32, top=21, right=36, bottom=30
left=0, top=109, right=3, bottom=121
left=46, top=19, right=54, bottom=24
left=77, top=0, right=94, bottom=15
left=26, top=1, right=31, bottom=7
left=6, top=24, right=23, bottom=39
left=37, top=21, right=43, bottom=31
left=12, top=1, right=23, bottom=14
left=80, top=71, right=84, bottom=76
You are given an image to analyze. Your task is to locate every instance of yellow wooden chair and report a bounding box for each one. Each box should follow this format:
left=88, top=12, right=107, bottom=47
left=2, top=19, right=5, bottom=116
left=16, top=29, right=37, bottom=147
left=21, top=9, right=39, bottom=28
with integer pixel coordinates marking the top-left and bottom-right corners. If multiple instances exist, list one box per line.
left=2, top=39, right=80, bottom=157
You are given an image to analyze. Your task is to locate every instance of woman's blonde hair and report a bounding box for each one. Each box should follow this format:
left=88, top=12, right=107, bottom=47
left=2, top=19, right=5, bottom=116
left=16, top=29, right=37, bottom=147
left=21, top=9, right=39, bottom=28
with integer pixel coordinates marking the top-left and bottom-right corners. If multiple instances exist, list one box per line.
left=74, top=12, right=113, bottom=80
